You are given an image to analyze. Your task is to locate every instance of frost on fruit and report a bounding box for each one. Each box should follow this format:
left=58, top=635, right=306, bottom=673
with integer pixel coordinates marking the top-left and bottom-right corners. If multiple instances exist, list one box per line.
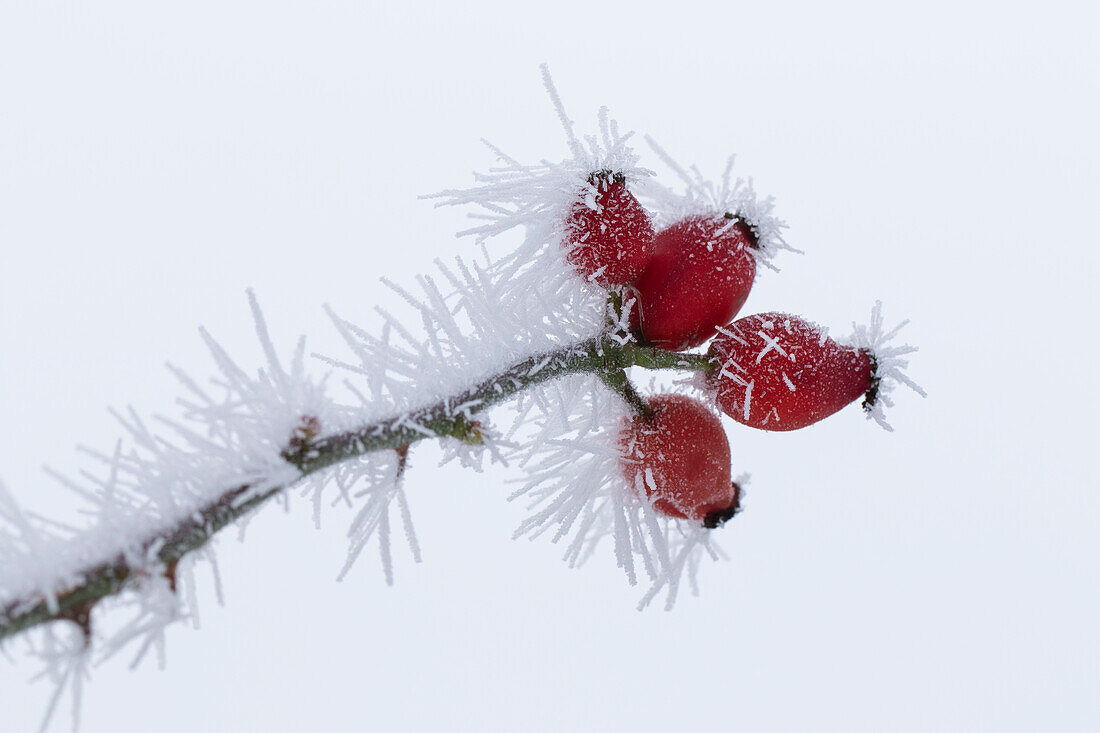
left=563, top=172, right=655, bottom=285
left=618, top=394, right=735, bottom=522
left=708, top=306, right=924, bottom=431
left=631, top=214, right=760, bottom=350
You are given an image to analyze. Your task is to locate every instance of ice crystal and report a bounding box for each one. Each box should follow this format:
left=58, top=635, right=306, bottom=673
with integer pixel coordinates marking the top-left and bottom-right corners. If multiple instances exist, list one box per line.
left=0, top=290, right=329, bottom=613
left=27, top=622, right=89, bottom=733
left=846, top=301, right=928, bottom=431
left=1, top=293, right=337, bottom=728
left=427, top=65, right=653, bottom=282
left=640, top=136, right=795, bottom=268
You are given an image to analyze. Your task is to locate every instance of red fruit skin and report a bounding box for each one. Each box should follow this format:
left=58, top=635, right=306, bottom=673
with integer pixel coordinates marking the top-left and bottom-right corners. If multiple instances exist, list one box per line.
left=631, top=215, right=757, bottom=350
left=707, top=312, right=872, bottom=431
left=565, top=175, right=656, bottom=287
left=618, top=394, right=735, bottom=521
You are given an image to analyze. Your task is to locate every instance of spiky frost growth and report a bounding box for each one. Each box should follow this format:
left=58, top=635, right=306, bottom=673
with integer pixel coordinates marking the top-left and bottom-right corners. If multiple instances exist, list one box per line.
left=27, top=622, right=90, bottom=733
left=640, top=135, right=795, bottom=268
left=845, top=301, right=928, bottom=431
left=508, top=377, right=728, bottom=609
left=95, top=574, right=181, bottom=669
left=427, top=65, right=653, bottom=284
left=0, top=482, right=60, bottom=617
left=0, top=293, right=345, bottom=727
left=309, top=243, right=617, bottom=580
left=298, top=452, right=422, bottom=586
left=318, top=249, right=607, bottom=425
left=0, top=293, right=331, bottom=615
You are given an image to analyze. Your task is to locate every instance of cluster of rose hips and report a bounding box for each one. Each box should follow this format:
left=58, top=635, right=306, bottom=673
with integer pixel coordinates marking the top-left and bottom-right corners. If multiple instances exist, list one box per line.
left=565, top=170, right=888, bottom=528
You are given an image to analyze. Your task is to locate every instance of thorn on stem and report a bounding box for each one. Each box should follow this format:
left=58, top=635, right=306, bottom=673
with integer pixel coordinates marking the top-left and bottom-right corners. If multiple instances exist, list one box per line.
left=282, top=415, right=322, bottom=466
left=291, top=415, right=321, bottom=445
left=450, top=415, right=486, bottom=445
left=164, top=558, right=179, bottom=594
left=395, top=444, right=410, bottom=481
left=58, top=600, right=95, bottom=649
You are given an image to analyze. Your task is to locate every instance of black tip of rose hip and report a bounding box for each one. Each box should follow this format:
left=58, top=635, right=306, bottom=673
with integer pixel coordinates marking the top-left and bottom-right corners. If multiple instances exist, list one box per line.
left=702, top=505, right=738, bottom=529
left=703, top=482, right=743, bottom=529
left=588, top=169, right=626, bottom=186
left=861, top=352, right=881, bottom=412
left=723, top=212, right=760, bottom=250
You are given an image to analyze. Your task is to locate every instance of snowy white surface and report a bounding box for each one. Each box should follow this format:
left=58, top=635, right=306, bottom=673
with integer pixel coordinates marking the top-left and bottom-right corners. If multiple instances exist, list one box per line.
left=2, top=2, right=1100, bottom=731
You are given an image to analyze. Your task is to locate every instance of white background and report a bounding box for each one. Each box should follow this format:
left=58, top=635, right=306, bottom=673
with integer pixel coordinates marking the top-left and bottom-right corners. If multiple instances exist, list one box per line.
left=2, top=1, right=1098, bottom=731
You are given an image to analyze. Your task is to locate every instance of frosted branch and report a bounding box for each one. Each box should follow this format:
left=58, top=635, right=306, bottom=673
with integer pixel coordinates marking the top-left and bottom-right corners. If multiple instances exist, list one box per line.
left=0, top=338, right=713, bottom=644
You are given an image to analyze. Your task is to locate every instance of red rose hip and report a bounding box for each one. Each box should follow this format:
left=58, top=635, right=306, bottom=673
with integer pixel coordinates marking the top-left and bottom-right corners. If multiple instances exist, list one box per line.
left=565, top=171, right=655, bottom=287
left=707, top=312, right=872, bottom=431
left=631, top=213, right=757, bottom=350
left=618, top=393, right=739, bottom=525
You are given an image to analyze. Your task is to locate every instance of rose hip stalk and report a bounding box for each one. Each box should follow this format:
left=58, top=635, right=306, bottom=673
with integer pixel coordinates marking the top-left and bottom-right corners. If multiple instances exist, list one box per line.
left=565, top=171, right=655, bottom=287
left=618, top=393, right=741, bottom=527
left=630, top=213, right=757, bottom=350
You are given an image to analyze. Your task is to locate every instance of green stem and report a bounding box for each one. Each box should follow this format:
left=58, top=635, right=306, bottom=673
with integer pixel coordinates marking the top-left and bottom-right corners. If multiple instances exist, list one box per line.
left=598, top=369, right=655, bottom=420
left=0, top=337, right=714, bottom=643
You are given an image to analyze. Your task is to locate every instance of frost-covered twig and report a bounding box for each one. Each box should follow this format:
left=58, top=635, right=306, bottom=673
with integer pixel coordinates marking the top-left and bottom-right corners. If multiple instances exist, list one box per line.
left=0, top=337, right=712, bottom=645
